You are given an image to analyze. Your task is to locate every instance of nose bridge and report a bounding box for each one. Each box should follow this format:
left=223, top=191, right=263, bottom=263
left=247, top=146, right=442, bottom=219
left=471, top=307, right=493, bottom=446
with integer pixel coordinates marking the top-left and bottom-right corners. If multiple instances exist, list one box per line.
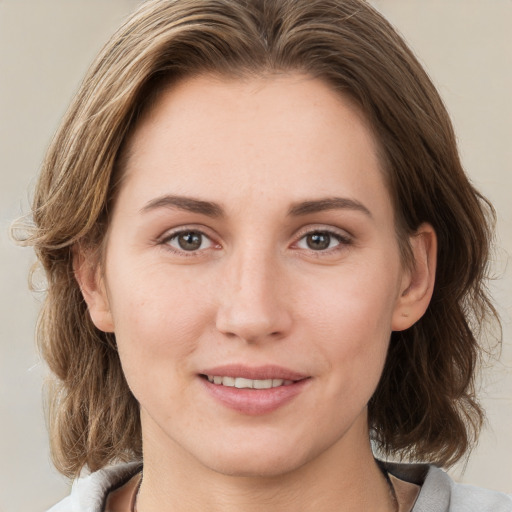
left=216, top=239, right=291, bottom=342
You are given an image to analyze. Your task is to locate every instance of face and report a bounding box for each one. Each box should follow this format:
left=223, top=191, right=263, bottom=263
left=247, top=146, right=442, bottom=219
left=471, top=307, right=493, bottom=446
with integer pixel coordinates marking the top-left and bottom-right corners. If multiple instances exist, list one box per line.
left=84, top=73, right=426, bottom=478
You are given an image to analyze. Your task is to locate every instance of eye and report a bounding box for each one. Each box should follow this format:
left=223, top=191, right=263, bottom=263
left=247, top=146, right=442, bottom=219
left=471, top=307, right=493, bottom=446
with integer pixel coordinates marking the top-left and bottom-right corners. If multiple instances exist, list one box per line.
left=165, top=230, right=213, bottom=252
left=295, top=230, right=350, bottom=251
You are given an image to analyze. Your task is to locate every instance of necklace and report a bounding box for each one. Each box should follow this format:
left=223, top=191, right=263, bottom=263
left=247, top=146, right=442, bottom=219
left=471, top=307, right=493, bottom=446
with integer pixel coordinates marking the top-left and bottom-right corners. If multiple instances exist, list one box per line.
left=130, top=472, right=143, bottom=512
left=385, top=472, right=399, bottom=512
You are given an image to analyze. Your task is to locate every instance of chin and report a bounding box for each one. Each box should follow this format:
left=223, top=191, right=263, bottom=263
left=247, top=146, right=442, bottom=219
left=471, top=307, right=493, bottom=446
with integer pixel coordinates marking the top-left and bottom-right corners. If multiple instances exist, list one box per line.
left=193, top=436, right=319, bottom=479
left=203, top=453, right=306, bottom=479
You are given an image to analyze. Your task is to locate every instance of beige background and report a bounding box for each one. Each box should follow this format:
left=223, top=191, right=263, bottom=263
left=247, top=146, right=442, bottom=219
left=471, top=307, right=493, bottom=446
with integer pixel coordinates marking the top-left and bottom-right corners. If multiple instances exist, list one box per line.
left=0, top=1, right=510, bottom=510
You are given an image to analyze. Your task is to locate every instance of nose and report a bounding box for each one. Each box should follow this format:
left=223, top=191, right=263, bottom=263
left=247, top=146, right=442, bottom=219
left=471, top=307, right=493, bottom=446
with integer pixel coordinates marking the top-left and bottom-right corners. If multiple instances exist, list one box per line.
left=215, top=247, right=293, bottom=344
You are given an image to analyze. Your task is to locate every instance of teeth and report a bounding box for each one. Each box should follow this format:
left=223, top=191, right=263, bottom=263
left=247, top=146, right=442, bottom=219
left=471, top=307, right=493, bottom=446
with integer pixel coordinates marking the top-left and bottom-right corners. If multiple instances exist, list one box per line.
left=235, top=377, right=254, bottom=388
left=206, top=375, right=294, bottom=388
left=254, top=379, right=274, bottom=389
left=223, top=376, right=235, bottom=387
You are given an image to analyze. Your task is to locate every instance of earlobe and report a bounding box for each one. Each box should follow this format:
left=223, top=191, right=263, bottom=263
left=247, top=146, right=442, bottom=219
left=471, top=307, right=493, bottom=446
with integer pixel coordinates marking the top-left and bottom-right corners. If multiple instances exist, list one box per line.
left=392, top=223, right=437, bottom=331
left=73, top=246, right=115, bottom=333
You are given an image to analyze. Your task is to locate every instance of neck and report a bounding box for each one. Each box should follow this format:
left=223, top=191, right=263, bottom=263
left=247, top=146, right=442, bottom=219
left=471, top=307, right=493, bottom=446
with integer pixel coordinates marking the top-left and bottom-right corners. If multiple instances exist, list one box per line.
left=136, top=417, right=396, bottom=512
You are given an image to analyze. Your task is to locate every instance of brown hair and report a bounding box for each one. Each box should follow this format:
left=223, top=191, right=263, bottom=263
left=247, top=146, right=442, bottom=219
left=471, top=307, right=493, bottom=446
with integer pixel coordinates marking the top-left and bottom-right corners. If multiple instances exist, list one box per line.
left=14, top=0, right=498, bottom=477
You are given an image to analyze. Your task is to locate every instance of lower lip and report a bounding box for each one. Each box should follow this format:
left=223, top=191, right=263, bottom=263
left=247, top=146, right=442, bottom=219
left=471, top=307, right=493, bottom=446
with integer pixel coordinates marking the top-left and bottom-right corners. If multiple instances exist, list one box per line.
left=200, top=377, right=310, bottom=415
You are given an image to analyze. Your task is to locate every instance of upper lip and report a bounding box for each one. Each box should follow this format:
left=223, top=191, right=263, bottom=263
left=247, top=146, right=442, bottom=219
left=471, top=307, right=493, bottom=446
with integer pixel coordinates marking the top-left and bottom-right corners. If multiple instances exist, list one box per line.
left=200, top=364, right=309, bottom=381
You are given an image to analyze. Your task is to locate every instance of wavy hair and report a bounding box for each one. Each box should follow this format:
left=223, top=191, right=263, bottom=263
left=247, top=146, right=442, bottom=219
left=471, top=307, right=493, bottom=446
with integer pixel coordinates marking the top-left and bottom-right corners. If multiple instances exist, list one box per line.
left=14, top=0, right=498, bottom=477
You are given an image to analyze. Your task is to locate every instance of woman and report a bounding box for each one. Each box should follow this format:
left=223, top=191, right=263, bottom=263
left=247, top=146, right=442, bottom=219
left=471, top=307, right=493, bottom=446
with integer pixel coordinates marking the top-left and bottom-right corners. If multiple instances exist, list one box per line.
left=16, top=0, right=511, bottom=511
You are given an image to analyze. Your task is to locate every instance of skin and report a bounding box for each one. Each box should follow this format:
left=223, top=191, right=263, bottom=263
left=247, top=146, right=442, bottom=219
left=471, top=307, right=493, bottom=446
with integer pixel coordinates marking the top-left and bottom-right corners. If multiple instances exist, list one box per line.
left=78, top=73, right=436, bottom=512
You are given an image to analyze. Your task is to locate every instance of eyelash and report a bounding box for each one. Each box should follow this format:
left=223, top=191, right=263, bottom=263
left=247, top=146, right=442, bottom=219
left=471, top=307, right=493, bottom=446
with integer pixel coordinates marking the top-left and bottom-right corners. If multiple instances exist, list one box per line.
left=158, top=226, right=352, bottom=257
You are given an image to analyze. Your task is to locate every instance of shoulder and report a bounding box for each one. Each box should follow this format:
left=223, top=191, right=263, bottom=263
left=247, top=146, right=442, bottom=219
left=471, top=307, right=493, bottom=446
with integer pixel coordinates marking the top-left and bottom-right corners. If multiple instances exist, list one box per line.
left=381, top=461, right=512, bottom=512
left=444, top=474, right=512, bottom=512
left=46, top=462, right=142, bottom=512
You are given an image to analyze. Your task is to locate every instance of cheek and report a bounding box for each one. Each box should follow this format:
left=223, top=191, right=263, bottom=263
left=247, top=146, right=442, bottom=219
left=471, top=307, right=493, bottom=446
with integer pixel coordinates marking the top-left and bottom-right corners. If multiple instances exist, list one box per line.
left=105, top=262, right=214, bottom=384
left=299, top=261, right=400, bottom=392
left=303, top=259, right=400, bottom=340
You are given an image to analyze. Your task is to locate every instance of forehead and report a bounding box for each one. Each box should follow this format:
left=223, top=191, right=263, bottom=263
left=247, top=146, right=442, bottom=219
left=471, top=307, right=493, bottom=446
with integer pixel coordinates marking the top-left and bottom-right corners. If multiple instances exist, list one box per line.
left=117, top=73, right=393, bottom=222
left=124, top=72, right=376, bottom=159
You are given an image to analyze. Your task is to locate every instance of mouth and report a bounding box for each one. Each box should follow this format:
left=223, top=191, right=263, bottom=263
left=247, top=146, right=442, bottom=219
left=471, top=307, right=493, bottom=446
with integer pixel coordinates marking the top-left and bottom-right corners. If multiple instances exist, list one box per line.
left=198, top=365, right=310, bottom=415
left=202, top=375, right=296, bottom=389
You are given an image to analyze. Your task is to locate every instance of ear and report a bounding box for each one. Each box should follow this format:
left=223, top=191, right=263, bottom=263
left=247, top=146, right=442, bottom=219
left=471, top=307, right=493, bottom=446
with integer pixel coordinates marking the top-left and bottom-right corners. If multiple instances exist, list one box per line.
left=392, top=223, right=437, bottom=331
left=73, top=245, right=115, bottom=333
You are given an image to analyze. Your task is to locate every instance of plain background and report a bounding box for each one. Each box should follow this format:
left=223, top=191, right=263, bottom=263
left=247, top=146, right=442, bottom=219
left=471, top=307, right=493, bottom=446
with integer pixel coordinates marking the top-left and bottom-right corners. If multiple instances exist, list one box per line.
left=0, top=1, right=510, bottom=510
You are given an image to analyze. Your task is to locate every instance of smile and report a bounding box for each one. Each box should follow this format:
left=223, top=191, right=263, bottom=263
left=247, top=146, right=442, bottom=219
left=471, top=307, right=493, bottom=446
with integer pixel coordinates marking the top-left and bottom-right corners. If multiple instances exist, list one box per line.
left=200, top=370, right=310, bottom=415
left=205, top=375, right=295, bottom=389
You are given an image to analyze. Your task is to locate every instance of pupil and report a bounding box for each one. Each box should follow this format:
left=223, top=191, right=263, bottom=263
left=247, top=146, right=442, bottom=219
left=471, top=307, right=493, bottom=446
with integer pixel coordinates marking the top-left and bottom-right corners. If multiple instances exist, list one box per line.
left=307, top=233, right=330, bottom=250
left=178, top=232, right=202, bottom=251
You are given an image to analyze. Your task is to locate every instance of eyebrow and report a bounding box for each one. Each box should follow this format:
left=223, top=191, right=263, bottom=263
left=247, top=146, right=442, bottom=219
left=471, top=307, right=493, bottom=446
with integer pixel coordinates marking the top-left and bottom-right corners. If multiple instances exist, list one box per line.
left=140, top=195, right=224, bottom=217
left=287, top=197, right=372, bottom=218
left=140, top=194, right=371, bottom=218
